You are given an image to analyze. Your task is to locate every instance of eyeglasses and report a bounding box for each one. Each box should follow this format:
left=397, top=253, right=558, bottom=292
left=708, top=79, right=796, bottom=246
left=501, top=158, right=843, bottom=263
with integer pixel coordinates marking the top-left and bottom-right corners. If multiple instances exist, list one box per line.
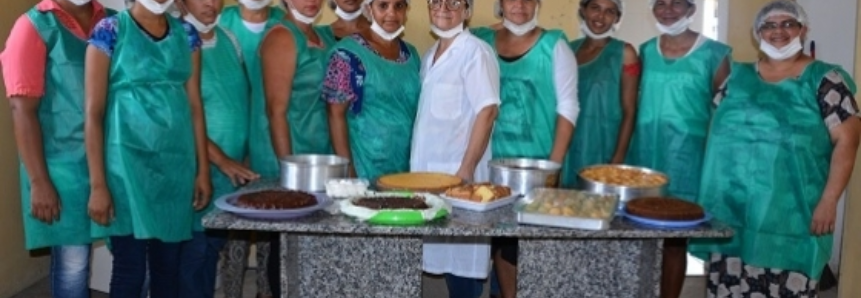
left=428, top=0, right=464, bottom=10
left=760, top=20, right=803, bottom=32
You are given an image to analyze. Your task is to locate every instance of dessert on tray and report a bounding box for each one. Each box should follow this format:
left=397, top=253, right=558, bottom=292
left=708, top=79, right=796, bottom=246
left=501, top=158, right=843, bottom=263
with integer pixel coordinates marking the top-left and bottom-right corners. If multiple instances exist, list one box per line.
left=522, top=188, right=616, bottom=219
left=233, top=190, right=318, bottom=210
left=624, top=197, right=705, bottom=221
left=444, top=183, right=513, bottom=203
left=340, top=193, right=451, bottom=225
left=376, top=172, right=463, bottom=193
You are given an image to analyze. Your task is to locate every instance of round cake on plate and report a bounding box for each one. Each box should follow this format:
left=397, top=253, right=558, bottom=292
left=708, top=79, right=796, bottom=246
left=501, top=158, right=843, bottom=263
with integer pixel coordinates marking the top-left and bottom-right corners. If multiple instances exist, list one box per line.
left=624, top=197, right=705, bottom=221
left=233, top=190, right=317, bottom=210
left=376, top=172, right=463, bottom=194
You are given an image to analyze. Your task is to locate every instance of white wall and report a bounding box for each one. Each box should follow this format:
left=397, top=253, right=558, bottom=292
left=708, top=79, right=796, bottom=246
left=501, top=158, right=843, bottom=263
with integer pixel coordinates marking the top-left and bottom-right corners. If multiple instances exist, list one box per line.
left=594, top=0, right=706, bottom=49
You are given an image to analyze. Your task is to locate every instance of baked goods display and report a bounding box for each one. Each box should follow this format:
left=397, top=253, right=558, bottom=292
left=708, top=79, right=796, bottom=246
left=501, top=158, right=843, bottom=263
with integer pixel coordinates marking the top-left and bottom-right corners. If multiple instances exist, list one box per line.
left=233, top=190, right=318, bottom=210
left=326, top=179, right=370, bottom=197
left=376, top=172, right=463, bottom=193
left=444, top=183, right=513, bottom=203
left=352, top=196, right=430, bottom=210
left=522, top=189, right=616, bottom=219
left=579, top=165, right=668, bottom=187
left=624, top=197, right=705, bottom=221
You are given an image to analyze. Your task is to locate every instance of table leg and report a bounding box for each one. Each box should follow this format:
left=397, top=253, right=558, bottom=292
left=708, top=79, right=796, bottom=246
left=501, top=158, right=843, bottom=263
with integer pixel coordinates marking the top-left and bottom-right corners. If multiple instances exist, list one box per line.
left=281, top=233, right=423, bottom=297
left=517, top=239, right=663, bottom=298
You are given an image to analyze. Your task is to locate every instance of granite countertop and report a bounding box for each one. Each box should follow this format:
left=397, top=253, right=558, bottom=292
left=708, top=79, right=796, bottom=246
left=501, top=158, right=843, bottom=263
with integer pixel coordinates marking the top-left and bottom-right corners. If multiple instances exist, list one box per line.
left=202, top=181, right=733, bottom=239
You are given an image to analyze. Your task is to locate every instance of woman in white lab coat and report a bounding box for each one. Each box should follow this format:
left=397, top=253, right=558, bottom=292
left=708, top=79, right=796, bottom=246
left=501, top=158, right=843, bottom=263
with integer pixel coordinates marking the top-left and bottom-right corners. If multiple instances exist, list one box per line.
left=412, top=1, right=499, bottom=297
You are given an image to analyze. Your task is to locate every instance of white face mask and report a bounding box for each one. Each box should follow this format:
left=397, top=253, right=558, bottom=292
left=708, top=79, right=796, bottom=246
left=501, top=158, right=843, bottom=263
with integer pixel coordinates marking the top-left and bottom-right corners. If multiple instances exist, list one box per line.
left=760, top=36, right=803, bottom=61
left=431, top=23, right=463, bottom=39
left=184, top=14, right=219, bottom=34
left=656, top=15, right=692, bottom=36
left=137, top=0, right=175, bottom=15
left=502, top=7, right=539, bottom=36
left=68, top=0, right=92, bottom=6
left=335, top=5, right=364, bottom=21
left=368, top=10, right=404, bottom=41
left=286, top=2, right=322, bottom=24
left=579, top=20, right=613, bottom=39
left=239, top=0, right=270, bottom=10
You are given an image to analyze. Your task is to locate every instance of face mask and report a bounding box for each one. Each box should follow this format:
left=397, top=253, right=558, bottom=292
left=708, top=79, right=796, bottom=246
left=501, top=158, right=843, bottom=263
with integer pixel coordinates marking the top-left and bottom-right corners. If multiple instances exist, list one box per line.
left=760, top=36, right=803, bottom=61
left=184, top=14, right=219, bottom=34
left=655, top=15, right=692, bottom=36
left=137, top=0, right=175, bottom=15
left=431, top=23, right=463, bottom=39
left=579, top=20, right=613, bottom=39
left=335, top=5, right=363, bottom=21
left=502, top=7, right=539, bottom=36
left=68, top=0, right=92, bottom=6
left=286, top=2, right=322, bottom=24
left=239, top=0, right=270, bottom=10
left=368, top=10, right=404, bottom=41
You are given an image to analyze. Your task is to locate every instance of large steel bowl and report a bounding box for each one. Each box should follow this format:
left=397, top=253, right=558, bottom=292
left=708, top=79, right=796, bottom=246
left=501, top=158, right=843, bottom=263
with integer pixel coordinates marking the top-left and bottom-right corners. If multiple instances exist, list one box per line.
left=489, top=158, right=562, bottom=195
left=576, top=164, right=668, bottom=210
left=279, top=154, right=350, bottom=192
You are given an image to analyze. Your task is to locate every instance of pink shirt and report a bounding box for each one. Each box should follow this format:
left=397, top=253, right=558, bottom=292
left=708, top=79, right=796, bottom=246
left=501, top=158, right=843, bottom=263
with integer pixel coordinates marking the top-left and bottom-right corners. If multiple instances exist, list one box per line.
left=0, top=0, right=107, bottom=98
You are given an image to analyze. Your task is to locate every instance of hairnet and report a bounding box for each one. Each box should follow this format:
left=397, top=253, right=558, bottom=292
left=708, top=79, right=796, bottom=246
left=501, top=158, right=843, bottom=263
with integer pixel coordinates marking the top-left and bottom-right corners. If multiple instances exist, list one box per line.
left=495, top=0, right=540, bottom=18
left=754, top=0, right=808, bottom=30
left=648, top=0, right=693, bottom=7
left=578, top=0, right=623, bottom=19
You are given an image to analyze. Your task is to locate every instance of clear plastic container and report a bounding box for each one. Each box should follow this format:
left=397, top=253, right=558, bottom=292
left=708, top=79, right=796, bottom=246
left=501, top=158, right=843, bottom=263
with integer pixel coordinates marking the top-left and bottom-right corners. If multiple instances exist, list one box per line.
left=515, top=188, right=619, bottom=230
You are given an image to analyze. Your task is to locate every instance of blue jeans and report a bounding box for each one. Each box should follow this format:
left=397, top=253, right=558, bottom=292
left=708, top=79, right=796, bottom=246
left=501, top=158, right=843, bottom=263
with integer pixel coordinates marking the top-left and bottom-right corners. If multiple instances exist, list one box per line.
left=51, top=245, right=91, bottom=298
left=179, top=230, right=228, bottom=298
left=108, top=236, right=181, bottom=298
left=444, top=274, right=484, bottom=298
left=489, top=268, right=500, bottom=296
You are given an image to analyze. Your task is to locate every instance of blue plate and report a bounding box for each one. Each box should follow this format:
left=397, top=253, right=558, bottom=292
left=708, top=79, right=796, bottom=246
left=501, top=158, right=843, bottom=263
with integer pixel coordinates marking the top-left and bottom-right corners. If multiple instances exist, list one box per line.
left=619, top=210, right=712, bottom=229
left=215, top=190, right=331, bottom=220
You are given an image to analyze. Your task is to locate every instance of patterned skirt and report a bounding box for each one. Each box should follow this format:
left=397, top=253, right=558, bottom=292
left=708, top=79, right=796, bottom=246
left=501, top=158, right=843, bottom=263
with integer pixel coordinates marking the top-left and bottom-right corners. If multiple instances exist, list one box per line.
left=707, top=253, right=819, bottom=298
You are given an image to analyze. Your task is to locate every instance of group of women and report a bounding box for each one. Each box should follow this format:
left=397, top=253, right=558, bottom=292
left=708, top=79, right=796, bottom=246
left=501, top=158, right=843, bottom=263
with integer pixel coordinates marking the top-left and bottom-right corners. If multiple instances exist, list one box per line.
left=3, top=0, right=859, bottom=297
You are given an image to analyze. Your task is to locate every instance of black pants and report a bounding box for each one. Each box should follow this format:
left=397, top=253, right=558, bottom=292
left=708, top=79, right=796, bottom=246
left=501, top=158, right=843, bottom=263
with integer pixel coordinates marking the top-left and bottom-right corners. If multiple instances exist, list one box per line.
left=267, top=232, right=281, bottom=296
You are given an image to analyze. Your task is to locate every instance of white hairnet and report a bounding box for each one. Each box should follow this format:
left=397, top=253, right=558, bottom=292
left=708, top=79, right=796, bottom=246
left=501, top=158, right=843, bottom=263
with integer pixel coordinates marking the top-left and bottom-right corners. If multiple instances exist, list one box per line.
left=578, top=0, right=623, bottom=19
left=754, top=0, right=808, bottom=30
left=495, top=0, right=540, bottom=18
left=648, top=0, right=693, bottom=7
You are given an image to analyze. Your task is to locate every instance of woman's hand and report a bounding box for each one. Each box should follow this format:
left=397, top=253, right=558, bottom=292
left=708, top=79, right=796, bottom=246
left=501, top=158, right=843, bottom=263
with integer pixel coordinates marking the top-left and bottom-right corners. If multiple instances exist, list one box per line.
left=30, top=180, right=61, bottom=224
left=193, top=174, right=213, bottom=211
left=455, top=166, right=474, bottom=183
left=810, top=198, right=839, bottom=235
left=88, top=185, right=114, bottom=226
left=216, top=158, right=260, bottom=187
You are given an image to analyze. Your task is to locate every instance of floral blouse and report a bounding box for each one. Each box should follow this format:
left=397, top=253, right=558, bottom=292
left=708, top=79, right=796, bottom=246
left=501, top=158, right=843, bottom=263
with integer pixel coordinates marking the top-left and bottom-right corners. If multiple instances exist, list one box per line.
left=89, top=15, right=201, bottom=57
left=320, top=33, right=411, bottom=114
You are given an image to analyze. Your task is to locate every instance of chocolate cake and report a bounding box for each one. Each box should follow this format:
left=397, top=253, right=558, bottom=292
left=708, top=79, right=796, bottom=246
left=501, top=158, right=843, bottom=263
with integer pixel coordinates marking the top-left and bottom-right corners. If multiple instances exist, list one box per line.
left=234, top=190, right=317, bottom=210
left=625, top=197, right=705, bottom=221
left=352, top=196, right=430, bottom=210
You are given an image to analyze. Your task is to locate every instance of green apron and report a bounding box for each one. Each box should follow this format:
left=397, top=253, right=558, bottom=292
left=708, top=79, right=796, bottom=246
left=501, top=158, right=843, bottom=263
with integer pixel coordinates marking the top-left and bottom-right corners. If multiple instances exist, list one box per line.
left=93, top=11, right=195, bottom=242
left=281, top=21, right=336, bottom=155
left=317, top=24, right=337, bottom=42
left=219, top=5, right=286, bottom=178
left=626, top=37, right=731, bottom=201
left=474, top=29, right=566, bottom=161
left=334, top=37, right=421, bottom=183
left=19, top=7, right=114, bottom=250
left=689, top=61, right=855, bottom=280
left=560, top=38, right=624, bottom=188
left=193, top=27, right=250, bottom=231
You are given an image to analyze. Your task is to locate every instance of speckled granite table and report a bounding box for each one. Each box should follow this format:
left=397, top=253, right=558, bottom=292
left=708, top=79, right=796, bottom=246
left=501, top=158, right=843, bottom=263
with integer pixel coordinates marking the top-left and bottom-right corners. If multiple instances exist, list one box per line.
left=203, top=182, right=733, bottom=298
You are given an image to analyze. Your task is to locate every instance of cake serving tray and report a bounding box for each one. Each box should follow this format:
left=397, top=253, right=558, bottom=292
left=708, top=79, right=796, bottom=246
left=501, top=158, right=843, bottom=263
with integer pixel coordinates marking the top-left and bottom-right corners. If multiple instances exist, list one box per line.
left=215, top=189, right=332, bottom=220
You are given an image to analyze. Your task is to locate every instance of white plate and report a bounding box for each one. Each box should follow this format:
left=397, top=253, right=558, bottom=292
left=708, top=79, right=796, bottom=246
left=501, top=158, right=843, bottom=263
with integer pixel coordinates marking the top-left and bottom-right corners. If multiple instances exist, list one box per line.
left=441, top=194, right=520, bottom=212
left=214, top=190, right=332, bottom=220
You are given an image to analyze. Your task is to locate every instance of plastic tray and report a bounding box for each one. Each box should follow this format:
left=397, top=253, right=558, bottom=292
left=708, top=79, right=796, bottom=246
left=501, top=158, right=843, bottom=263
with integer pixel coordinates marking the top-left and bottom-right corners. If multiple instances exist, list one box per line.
left=339, top=192, right=451, bottom=226
left=515, top=188, right=619, bottom=231
left=441, top=194, right=520, bottom=212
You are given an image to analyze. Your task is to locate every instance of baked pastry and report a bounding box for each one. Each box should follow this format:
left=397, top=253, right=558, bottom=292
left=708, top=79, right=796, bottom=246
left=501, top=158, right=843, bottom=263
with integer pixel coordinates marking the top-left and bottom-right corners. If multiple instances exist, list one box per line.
left=522, top=188, right=616, bottom=219
left=624, top=197, right=705, bottom=221
left=579, top=165, right=668, bottom=187
left=376, top=172, right=463, bottom=193
left=352, top=196, right=430, bottom=210
left=445, top=183, right=512, bottom=203
left=234, top=190, right=317, bottom=210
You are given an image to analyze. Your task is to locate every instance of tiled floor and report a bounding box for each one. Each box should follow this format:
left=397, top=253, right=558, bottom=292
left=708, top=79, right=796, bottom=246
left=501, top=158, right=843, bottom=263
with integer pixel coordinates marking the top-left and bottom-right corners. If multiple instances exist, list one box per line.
left=10, top=273, right=839, bottom=298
